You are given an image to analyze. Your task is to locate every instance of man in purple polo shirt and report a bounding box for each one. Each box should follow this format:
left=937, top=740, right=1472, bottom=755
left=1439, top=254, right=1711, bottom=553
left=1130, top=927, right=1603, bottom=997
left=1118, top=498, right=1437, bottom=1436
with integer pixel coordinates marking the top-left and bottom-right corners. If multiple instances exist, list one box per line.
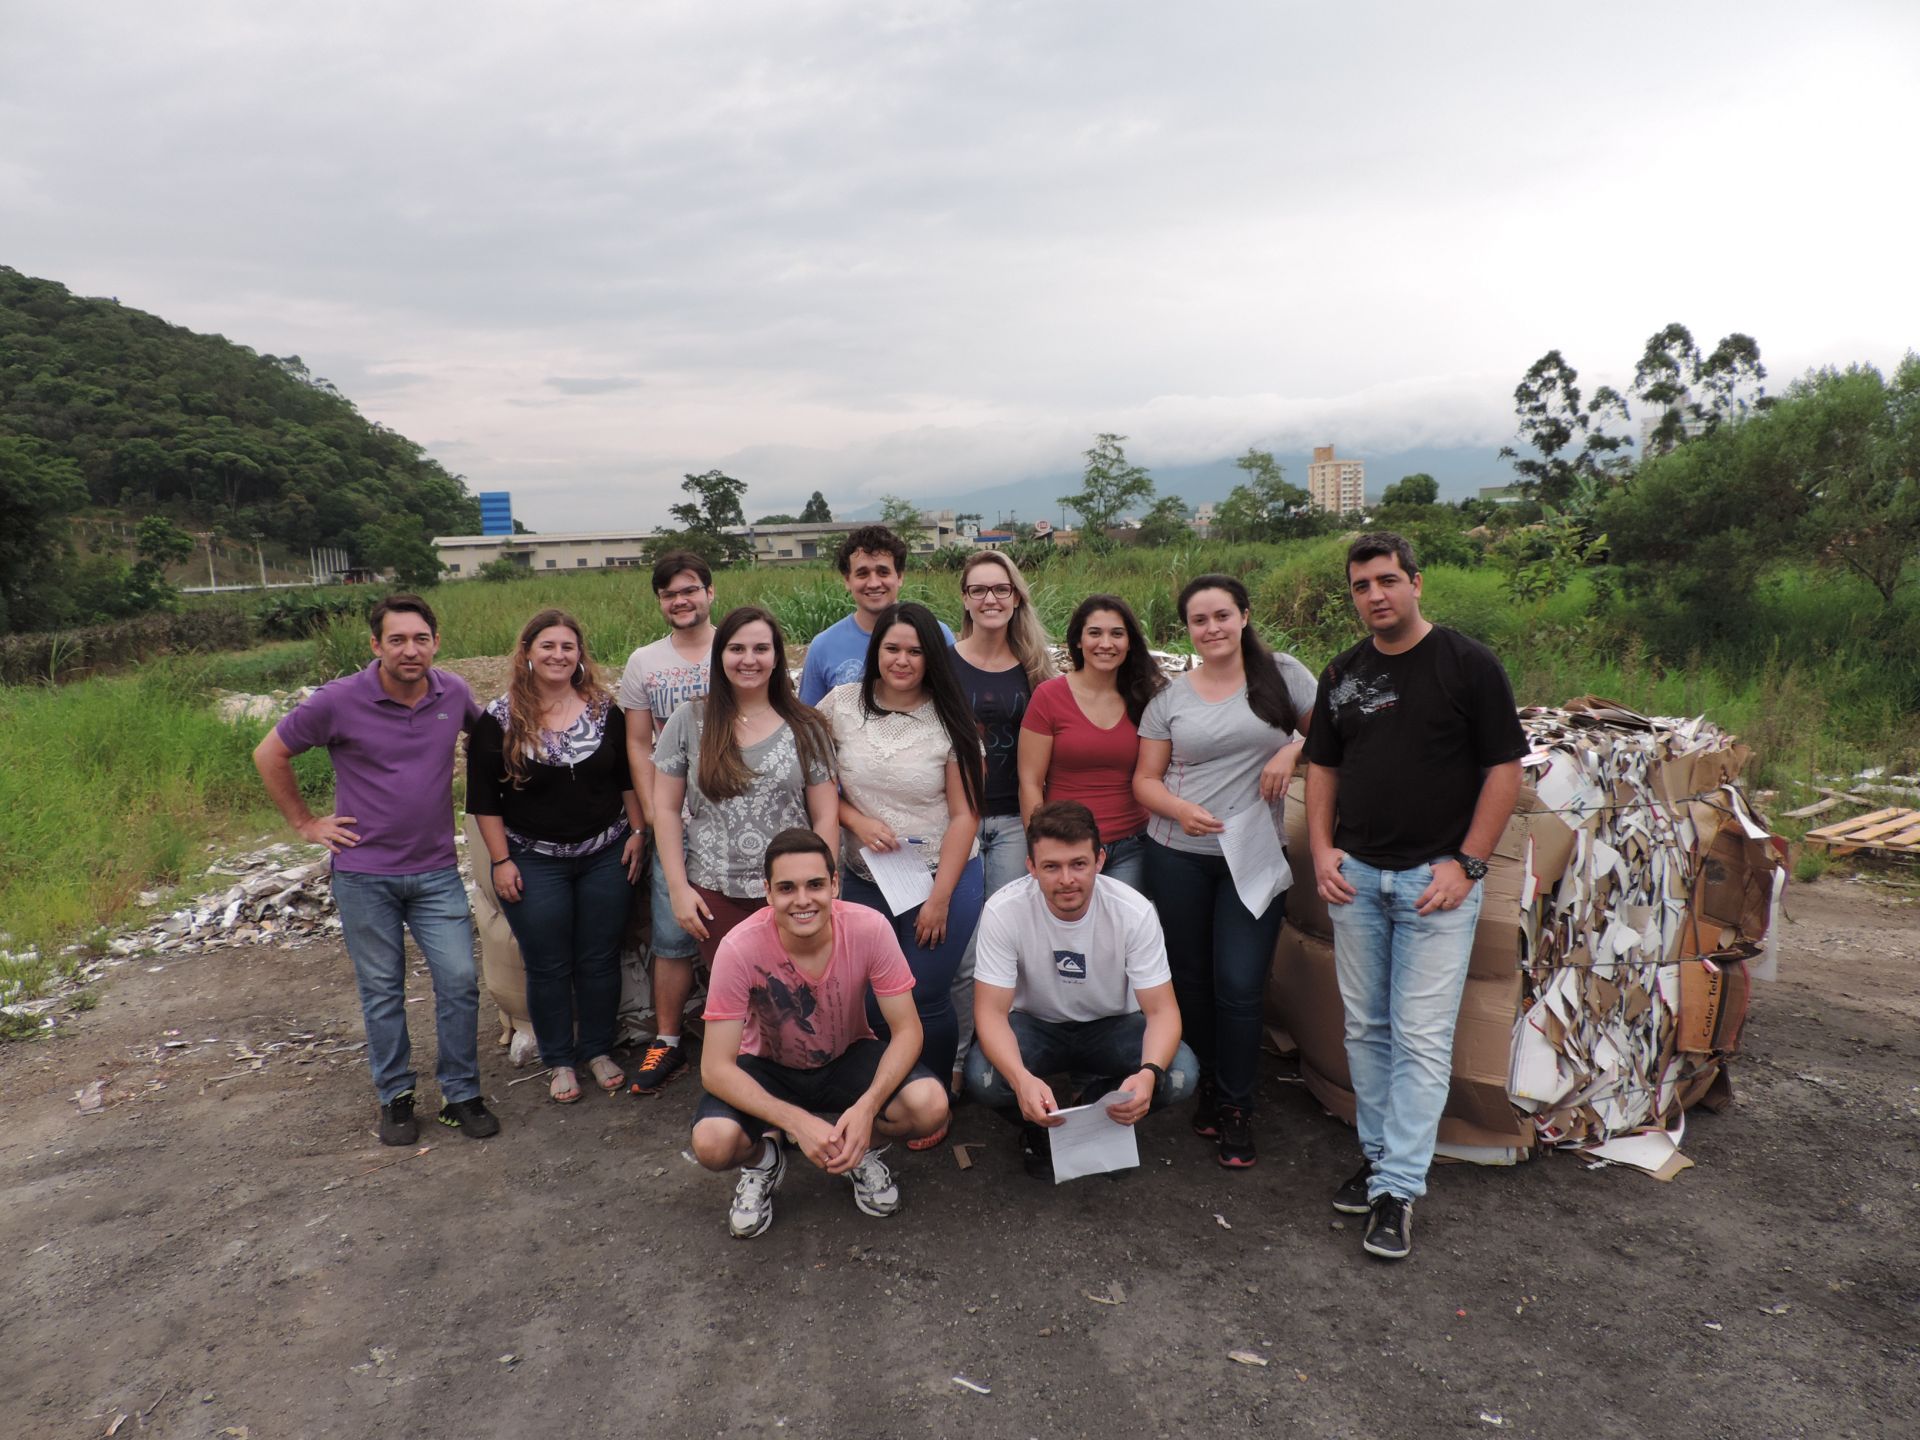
left=254, top=594, right=501, bottom=1145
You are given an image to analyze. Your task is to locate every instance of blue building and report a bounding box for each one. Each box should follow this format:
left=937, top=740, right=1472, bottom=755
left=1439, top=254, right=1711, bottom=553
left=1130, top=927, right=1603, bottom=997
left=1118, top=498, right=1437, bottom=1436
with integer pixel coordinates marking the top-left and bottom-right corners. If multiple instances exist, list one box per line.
left=478, top=492, right=514, bottom=536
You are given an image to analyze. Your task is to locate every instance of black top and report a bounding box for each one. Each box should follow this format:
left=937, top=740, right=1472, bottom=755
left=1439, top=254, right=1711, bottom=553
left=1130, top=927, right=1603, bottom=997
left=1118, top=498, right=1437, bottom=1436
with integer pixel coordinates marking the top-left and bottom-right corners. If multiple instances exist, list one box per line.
left=1302, top=625, right=1527, bottom=870
left=949, top=648, right=1031, bottom=818
left=466, top=704, right=634, bottom=844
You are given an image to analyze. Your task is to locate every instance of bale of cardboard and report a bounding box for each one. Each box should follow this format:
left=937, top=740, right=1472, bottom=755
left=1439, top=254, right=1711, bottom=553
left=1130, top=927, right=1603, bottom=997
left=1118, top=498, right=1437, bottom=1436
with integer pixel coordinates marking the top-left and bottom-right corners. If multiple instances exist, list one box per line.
left=1270, top=698, right=1786, bottom=1172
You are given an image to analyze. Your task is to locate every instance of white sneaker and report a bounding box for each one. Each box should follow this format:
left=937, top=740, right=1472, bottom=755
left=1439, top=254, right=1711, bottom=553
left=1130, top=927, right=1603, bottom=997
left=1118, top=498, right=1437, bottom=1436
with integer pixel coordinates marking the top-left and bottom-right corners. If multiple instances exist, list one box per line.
left=729, top=1140, right=786, bottom=1239
left=849, top=1145, right=900, bottom=1218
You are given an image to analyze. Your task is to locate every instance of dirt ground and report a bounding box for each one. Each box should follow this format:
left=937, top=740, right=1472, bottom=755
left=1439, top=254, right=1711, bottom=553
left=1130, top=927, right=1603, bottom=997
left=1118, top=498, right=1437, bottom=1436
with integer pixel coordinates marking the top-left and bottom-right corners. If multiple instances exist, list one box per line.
left=2, top=880, right=1916, bottom=1440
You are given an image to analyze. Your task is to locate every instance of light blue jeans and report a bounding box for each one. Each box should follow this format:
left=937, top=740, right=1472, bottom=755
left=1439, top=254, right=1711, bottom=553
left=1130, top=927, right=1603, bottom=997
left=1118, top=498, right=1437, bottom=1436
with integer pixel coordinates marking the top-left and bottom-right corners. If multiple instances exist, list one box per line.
left=331, top=867, right=481, bottom=1105
left=951, top=813, right=1030, bottom=1070
left=1329, top=857, right=1483, bottom=1203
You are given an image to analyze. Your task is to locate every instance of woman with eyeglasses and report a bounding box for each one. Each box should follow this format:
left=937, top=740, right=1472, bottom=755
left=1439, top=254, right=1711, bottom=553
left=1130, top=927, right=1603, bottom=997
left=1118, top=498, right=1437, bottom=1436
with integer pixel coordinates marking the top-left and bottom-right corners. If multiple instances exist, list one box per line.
left=1133, top=574, right=1317, bottom=1169
left=469, top=609, right=645, bottom=1105
left=1017, top=593, right=1165, bottom=891
left=819, top=601, right=986, bottom=1143
left=946, top=551, right=1055, bottom=1084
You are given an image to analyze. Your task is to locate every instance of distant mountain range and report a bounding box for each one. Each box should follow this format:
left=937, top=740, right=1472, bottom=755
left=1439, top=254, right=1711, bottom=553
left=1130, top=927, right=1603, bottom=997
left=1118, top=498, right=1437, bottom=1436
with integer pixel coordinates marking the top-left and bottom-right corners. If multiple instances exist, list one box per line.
left=845, top=445, right=1516, bottom=526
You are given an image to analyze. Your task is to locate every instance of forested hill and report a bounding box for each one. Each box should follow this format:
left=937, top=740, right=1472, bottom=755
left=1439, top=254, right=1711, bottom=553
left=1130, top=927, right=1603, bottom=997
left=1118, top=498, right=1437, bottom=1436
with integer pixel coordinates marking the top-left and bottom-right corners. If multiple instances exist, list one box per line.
left=0, top=266, right=478, bottom=628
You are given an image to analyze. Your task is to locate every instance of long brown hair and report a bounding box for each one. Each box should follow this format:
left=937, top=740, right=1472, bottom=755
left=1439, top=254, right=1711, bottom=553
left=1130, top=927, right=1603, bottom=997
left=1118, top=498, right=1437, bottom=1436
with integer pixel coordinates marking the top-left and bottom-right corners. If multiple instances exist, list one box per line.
left=956, top=550, right=1056, bottom=690
left=1067, top=593, right=1166, bottom=723
left=502, top=609, right=609, bottom=786
left=1177, top=574, right=1299, bottom=732
left=696, top=606, right=835, bottom=801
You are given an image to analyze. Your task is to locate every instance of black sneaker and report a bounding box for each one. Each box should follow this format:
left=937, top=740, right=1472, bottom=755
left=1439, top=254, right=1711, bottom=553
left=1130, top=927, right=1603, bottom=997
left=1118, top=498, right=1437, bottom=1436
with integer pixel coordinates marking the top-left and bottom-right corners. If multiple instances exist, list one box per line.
left=1020, top=1122, right=1055, bottom=1182
left=1363, top=1194, right=1414, bottom=1260
left=438, top=1097, right=500, bottom=1140
left=627, top=1041, right=687, bottom=1094
left=1216, top=1103, right=1256, bottom=1169
left=377, top=1090, right=418, bottom=1146
left=1332, top=1160, right=1376, bottom=1214
left=1191, top=1076, right=1221, bottom=1139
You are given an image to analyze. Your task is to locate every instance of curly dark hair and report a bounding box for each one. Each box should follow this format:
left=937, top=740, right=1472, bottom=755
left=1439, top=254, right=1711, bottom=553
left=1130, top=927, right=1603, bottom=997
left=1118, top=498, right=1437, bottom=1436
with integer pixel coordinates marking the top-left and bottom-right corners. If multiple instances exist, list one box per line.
left=834, top=525, right=909, bottom=574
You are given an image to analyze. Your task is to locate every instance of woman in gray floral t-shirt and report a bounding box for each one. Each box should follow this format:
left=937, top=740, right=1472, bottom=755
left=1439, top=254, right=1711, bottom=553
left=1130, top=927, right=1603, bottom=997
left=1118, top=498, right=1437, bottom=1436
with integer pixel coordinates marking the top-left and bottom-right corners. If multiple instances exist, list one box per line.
left=653, top=607, right=838, bottom=975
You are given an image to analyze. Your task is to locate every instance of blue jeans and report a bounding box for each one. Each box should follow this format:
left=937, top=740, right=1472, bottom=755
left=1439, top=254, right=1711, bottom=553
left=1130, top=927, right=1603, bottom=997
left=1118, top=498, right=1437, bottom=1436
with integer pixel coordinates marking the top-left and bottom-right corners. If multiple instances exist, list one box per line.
left=331, top=867, right=480, bottom=1104
left=841, top=854, right=985, bottom=1084
left=500, top=841, right=633, bottom=1070
left=964, top=1010, right=1198, bottom=1116
left=647, top=844, right=699, bottom=961
left=1330, top=856, right=1484, bottom=1203
left=1143, top=839, right=1286, bottom=1112
left=952, top=814, right=1028, bottom=1069
left=1101, top=832, right=1147, bottom=892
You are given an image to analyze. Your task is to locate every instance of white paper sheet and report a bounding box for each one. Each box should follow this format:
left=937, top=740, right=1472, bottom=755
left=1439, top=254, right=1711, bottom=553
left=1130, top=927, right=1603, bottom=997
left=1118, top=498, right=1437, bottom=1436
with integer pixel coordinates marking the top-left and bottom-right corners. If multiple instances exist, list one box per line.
left=858, top=841, right=934, bottom=916
left=1045, top=1101, right=1141, bottom=1183
left=1219, top=804, right=1292, bottom=916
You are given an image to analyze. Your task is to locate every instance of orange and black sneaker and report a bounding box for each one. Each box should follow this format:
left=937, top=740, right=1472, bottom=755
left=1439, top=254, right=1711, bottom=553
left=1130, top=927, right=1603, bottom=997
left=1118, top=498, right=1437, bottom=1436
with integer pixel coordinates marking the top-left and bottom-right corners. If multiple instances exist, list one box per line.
left=627, top=1041, right=688, bottom=1095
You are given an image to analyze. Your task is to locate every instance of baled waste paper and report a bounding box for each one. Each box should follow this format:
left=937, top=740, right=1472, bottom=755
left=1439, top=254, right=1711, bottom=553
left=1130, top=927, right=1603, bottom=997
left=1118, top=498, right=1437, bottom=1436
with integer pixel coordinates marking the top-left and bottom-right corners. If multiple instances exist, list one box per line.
left=1272, top=697, right=1786, bottom=1173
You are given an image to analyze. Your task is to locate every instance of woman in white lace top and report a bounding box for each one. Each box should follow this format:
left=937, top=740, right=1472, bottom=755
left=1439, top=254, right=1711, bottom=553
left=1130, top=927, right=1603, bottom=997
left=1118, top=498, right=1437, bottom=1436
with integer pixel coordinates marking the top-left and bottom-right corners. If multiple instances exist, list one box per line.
left=817, top=601, right=984, bottom=1137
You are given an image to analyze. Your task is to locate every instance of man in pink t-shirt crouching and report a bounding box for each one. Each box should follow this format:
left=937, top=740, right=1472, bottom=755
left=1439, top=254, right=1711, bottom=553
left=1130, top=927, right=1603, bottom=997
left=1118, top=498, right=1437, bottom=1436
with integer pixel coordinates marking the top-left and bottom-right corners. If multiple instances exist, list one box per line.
left=691, top=829, right=951, bottom=1238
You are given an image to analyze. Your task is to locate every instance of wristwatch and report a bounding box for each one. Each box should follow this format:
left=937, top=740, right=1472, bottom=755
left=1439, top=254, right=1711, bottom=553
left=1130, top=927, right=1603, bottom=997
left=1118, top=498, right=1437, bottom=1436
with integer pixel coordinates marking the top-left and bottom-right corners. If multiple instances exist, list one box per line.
left=1454, top=854, right=1489, bottom=882
left=1139, top=1062, right=1169, bottom=1090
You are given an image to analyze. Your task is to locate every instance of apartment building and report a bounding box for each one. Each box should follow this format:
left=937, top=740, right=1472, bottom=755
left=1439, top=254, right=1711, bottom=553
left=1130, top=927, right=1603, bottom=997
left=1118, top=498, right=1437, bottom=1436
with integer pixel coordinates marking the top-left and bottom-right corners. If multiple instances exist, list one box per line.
left=1306, top=445, right=1367, bottom=514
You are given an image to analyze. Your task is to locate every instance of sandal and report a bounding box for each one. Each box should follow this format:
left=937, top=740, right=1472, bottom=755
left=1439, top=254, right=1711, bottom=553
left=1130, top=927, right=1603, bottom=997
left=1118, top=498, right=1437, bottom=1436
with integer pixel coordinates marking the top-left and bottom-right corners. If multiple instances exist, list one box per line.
left=586, top=1055, right=626, bottom=1093
left=907, top=1120, right=949, bottom=1152
left=549, top=1067, right=582, bottom=1104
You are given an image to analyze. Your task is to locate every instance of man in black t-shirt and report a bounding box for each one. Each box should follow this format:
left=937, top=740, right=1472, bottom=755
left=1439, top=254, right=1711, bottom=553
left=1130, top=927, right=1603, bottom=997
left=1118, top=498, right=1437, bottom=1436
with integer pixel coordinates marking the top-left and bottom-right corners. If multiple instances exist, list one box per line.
left=1303, top=533, right=1526, bottom=1262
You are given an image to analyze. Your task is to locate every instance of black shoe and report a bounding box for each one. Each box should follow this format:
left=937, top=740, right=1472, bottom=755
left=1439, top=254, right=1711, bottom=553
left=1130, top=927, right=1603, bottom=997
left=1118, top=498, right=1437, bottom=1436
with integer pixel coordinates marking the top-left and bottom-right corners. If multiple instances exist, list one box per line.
left=1333, top=1160, right=1376, bottom=1214
left=1216, top=1103, right=1256, bottom=1169
left=1363, top=1194, right=1414, bottom=1260
left=438, top=1096, right=500, bottom=1139
left=1191, top=1077, right=1220, bottom=1139
left=1020, top=1122, right=1055, bottom=1182
left=377, top=1090, right=418, bottom=1146
left=627, top=1041, right=687, bottom=1094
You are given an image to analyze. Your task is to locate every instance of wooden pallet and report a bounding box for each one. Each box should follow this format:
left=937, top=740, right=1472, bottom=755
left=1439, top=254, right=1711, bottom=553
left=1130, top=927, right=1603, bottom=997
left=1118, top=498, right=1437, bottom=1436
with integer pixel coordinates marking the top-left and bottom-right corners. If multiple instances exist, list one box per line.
left=1803, top=807, right=1920, bottom=856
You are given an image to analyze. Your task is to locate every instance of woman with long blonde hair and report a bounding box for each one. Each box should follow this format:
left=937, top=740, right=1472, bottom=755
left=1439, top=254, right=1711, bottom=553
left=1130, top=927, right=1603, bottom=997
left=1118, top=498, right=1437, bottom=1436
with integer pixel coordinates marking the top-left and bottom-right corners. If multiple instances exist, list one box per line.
left=469, top=609, right=644, bottom=1105
left=946, top=548, right=1055, bottom=1087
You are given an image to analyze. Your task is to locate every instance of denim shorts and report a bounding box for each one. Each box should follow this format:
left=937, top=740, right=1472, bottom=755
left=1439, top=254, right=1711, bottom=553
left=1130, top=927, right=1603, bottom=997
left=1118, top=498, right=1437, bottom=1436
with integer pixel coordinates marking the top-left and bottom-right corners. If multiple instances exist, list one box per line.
left=648, top=844, right=700, bottom=961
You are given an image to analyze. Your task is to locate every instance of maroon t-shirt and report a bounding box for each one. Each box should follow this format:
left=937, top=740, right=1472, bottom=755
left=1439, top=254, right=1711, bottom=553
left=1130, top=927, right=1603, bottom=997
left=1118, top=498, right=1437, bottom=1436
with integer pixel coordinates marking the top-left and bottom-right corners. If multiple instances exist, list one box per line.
left=1020, top=675, right=1149, bottom=843
left=274, top=663, right=481, bottom=875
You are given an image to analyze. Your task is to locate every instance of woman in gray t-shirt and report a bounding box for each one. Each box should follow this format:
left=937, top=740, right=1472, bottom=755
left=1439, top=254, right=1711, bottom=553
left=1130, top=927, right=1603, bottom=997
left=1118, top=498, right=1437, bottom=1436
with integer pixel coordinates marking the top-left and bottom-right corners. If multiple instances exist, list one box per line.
left=652, top=608, right=839, bottom=978
left=1134, top=573, right=1316, bottom=1170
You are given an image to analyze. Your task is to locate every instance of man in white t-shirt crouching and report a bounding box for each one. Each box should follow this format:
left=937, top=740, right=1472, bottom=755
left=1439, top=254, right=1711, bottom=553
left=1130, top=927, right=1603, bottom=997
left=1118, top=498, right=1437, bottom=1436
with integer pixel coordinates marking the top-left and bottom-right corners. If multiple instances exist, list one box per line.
left=965, top=801, right=1198, bottom=1179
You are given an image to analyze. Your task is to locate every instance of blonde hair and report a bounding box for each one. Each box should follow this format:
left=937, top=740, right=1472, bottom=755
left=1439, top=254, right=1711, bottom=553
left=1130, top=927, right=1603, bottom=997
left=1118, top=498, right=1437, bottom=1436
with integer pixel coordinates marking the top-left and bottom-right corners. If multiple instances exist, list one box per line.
left=503, top=609, right=610, bottom=786
left=957, top=550, right=1056, bottom=690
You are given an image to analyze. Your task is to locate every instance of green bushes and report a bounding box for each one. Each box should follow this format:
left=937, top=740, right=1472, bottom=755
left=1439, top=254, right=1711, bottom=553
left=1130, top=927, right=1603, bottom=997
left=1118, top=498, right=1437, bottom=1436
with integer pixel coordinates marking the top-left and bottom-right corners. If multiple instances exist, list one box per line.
left=0, top=608, right=261, bottom=685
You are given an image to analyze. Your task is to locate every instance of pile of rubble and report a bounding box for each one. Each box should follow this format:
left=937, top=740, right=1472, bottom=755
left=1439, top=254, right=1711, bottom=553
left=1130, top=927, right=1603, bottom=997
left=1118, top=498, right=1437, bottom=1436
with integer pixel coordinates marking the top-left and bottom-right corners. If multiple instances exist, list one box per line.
left=114, top=844, right=340, bottom=957
left=213, top=687, right=317, bottom=725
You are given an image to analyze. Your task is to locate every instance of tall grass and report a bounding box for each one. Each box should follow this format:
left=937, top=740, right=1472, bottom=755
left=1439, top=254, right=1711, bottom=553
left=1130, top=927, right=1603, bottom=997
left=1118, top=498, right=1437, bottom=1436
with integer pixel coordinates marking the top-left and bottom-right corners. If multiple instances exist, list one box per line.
left=0, top=659, right=331, bottom=1001
left=5, top=541, right=1912, bottom=1006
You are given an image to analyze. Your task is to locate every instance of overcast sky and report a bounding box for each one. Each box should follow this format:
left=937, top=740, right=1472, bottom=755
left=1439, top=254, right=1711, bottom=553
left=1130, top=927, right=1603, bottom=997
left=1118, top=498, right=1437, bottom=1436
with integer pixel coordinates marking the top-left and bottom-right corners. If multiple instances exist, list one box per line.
left=4, top=1, right=1917, bottom=528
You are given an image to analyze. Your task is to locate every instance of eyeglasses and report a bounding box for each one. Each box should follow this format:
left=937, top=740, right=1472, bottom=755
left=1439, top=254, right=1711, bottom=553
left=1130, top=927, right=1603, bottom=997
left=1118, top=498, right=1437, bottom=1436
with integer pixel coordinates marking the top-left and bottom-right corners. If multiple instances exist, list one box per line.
left=658, top=584, right=708, bottom=602
left=963, top=583, right=1014, bottom=600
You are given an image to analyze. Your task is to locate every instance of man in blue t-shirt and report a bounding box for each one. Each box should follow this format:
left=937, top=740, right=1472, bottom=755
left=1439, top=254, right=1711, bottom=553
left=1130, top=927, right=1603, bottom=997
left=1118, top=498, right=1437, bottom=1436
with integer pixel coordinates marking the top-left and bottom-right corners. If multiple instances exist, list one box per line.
left=1303, top=532, right=1526, bottom=1263
left=797, top=525, right=954, bottom=705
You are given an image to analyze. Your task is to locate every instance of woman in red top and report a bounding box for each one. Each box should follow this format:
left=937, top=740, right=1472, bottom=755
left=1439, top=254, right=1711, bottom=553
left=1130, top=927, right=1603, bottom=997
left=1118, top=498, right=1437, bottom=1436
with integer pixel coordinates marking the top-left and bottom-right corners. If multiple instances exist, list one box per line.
left=1016, top=593, right=1166, bottom=891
